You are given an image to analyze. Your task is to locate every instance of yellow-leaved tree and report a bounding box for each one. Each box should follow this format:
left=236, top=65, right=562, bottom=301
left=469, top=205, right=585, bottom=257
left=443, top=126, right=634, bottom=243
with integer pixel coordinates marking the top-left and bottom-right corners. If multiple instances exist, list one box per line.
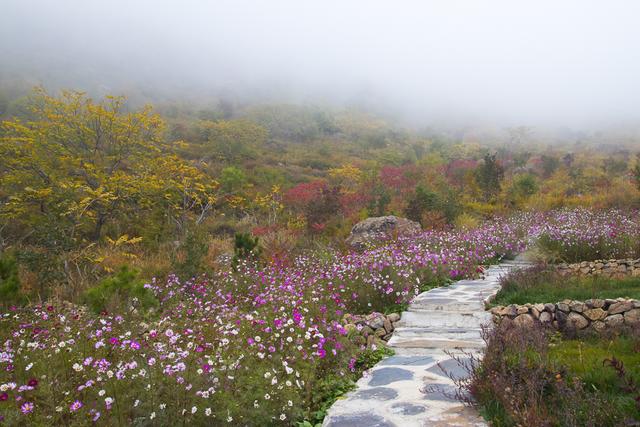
left=0, top=88, right=217, bottom=246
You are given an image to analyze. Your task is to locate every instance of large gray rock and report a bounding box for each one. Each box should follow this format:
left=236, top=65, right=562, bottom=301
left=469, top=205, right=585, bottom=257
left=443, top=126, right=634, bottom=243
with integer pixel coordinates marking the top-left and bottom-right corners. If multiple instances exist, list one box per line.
left=346, top=216, right=421, bottom=250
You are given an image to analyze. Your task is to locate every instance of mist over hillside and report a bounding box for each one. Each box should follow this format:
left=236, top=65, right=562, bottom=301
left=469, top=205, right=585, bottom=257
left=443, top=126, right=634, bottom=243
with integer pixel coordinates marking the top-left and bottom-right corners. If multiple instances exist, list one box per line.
left=2, top=0, right=640, bottom=132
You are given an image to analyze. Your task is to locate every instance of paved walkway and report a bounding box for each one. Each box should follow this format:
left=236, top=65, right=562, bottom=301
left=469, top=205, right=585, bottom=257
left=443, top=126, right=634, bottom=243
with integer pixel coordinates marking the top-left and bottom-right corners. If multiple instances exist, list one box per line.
left=323, top=260, right=529, bottom=427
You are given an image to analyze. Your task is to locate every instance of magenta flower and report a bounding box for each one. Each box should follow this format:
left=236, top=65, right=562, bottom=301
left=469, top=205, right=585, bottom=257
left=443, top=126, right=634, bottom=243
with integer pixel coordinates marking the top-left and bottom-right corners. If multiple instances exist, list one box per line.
left=20, top=401, right=34, bottom=414
left=70, top=400, right=83, bottom=412
left=0, top=392, right=8, bottom=401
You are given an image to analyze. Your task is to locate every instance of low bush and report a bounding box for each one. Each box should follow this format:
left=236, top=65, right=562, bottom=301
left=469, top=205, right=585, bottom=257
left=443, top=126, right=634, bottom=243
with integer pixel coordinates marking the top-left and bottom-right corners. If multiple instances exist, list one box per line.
left=232, top=232, right=261, bottom=270
left=83, top=266, right=157, bottom=314
left=461, top=322, right=639, bottom=426
left=0, top=252, right=24, bottom=307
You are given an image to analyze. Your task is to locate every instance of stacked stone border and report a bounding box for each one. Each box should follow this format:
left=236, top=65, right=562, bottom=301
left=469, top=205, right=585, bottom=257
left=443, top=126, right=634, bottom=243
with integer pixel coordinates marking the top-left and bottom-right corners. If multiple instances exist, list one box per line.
left=490, top=258, right=640, bottom=332
left=557, top=258, right=640, bottom=278
left=490, top=298, right=640, bottom=331
left=341, top=312, right=401, bottom=347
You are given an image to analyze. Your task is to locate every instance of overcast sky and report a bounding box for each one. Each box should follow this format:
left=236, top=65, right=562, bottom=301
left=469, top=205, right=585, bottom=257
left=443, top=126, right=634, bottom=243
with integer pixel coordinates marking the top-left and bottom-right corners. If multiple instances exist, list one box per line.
left=2, top=0, right=640, bottom=128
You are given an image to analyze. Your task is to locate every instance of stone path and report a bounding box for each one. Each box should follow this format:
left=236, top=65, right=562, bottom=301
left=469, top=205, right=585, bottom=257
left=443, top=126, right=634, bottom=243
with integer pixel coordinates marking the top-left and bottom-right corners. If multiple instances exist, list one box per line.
left=323, top=260, right=530, bottom=427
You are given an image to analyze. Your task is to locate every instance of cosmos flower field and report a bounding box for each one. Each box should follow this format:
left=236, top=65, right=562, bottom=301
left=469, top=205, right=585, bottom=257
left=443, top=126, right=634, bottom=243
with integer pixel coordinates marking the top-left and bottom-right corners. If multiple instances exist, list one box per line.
left=1, top=209, right=638, bottom=426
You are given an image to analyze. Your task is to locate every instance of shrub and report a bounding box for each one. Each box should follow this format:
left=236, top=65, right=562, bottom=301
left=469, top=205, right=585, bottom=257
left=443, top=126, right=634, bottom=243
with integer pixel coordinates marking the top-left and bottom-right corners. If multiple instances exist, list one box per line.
left=83, top=266, right=157, bottom=314
left=0, top=252, right=24, bottom=307
left=232, top=232, right=261, bottom=269
left=171, top=230, right=210, bottom=279
left=460, top=322, right=625, bottom=426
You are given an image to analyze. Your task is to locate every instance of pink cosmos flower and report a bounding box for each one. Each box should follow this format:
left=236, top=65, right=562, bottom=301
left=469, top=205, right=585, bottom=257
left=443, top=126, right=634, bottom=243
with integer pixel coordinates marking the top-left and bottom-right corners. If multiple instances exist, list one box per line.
left=70, top=400, right=83, bottom=412
left=20, top=401, right=34, bottom=414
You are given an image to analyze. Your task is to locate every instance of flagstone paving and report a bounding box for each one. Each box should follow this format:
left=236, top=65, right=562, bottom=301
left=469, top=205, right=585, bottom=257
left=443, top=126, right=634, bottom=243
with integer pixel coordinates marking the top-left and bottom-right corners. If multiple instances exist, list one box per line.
left=323, top=260, right=530, bottom=427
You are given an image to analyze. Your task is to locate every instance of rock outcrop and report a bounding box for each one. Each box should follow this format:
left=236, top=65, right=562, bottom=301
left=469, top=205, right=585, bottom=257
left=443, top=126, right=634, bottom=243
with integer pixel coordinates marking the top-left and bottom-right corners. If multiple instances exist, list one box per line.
left=345, top=216, right=421, bottom=250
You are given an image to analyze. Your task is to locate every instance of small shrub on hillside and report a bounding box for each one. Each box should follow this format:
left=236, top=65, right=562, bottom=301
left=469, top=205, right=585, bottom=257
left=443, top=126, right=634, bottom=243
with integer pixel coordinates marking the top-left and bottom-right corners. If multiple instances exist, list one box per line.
left=0, top=252, right=24, bottom=307
left=232, top=232, right=261, bottom=269
left=171, top=230, right=210, bottom=279
left=461, top=322, right=638, bottom=426
left=83, top=266, right=157, bottom=314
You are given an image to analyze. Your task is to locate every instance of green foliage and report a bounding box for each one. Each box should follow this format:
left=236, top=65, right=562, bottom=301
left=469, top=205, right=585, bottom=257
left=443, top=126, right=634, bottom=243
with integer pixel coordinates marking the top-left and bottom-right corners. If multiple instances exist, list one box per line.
left=83, top=266, right=157, bottom=314
left=0, top=252, right=24, bottom=306
left=172, top=230, right=210, bottom=279
left=550, top=335, right=640, bottom=398
left=367, top=185, right=391, bottom=217
left=506, top=173, right=538, bottom=206
left=232, top=232, right=261, bottom=269
left=633, top=155, right=640, bottom=191
left=404, top=185, right=461, bottom=225
left=354, top=346, right=395, bottom=372
left=219, top=166, right=248, bottom=194
left=0, top=88, right=217, bottom=245
left=200, top=119, right=267, bottom=162
left=541, top=154, right=560, bottom=178
left=302, top=345, right=395, bottom=426
left=247, top=105, right=331, bottom=142
left=471, top=323, right=633, bottom=427
left=404, top=185, right=438, bottom=224
left=475, top=153, right=505, bottom=201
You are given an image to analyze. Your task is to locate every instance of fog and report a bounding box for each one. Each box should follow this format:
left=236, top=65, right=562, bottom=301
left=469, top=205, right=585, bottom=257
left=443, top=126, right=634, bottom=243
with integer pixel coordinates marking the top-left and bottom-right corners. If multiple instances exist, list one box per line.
left=2, top=0, right=640, bottom=128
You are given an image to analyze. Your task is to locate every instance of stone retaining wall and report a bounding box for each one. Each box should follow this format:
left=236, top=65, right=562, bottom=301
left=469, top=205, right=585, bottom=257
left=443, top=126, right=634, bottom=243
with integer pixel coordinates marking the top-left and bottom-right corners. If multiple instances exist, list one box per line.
left=490, top=298, right=640, bottom=332
left=342, top=312, right=401, bottom=347
left=557, top=258, right=640, bottom=278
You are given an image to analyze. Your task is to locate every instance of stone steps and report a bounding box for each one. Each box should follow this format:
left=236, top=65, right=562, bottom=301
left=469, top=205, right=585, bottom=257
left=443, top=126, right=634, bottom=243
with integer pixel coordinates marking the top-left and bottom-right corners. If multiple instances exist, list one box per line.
left=322, top=260, right=530, bottom=427
left=387, top=327, right=483, bottom=349
left=395, top=310, right=492, bottom=329
left=408, top=301, right=485, bottom=312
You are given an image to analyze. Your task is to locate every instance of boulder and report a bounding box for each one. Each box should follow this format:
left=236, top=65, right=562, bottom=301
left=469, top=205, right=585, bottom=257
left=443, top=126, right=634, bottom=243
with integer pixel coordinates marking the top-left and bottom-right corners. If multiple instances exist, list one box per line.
left=583, top=308, right=607, bottom=321
left=555, top=310, right=568, bottom=324
left=513, top=313, right=534, bottom=327
left=387, top=313, right=401, bottom=323
left=495, top=304, right=517, bottom=317
left=624, top=309, right=640, bottom=325
left=346, top=216, right=421, bottom=250
left=383, top=319, right=394, bottom=334
left=585, top=299, right=605, bottom=309
left=539, top=312, right=553, bottom=323
left=567, top=312, right=589, bottom=329
left=608, top=301, right=634, bottom=315
left=365, top=313, right=386, bottom=330
left=569, top=301, right=585, bottom=313
left=604, top=314, right=624, bottom=328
